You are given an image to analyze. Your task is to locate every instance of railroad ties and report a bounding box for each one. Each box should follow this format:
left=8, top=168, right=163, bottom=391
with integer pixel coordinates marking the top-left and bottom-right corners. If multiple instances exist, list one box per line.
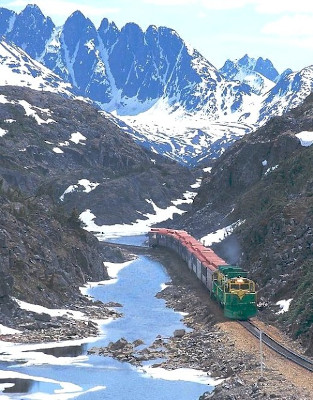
left=239, top=320, right=313, bottom=372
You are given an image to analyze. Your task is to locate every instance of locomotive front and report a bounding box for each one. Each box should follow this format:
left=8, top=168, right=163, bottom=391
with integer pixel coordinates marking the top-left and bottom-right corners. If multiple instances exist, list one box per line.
left=212, top=266, right=257, bottom=320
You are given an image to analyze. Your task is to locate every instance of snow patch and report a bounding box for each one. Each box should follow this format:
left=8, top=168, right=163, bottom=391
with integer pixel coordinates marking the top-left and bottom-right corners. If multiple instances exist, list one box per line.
left=265, top=164, right=279, bottom=175
left=59, top=141, right=70, bottom=147
left=80, top=179, right=199, bottom=240
left=201, top=220, right=245, bottom=246
left=0, top=324, right=21, bottom=335
left=53, top=147, right=64, bottom=154
left=139, top=366, right=223, bottom=386
left=18, top=100, right=56, bottom=125
left=203, top=167, right=212, bottom=173
left=0, top=94, right=9, bottom=104
left=160, top=283, right=171, bottom=291
left=276, top=298, right=293, bottom=314
left=60, top=179, right=99, bottom=201
left=0, top=127, right=8, bottom=137
left=70, top=132, right=86, bottom=144
left=0, top=370, right=106, bottom=399
left=0, top=40, right=73, bottom=99
left=295, top=131, right=313, bottom=147
left=81, top=260, right=134, bottom=291
left=13, top=298, right=86, bottom=320
left=79, top=200, right=186, bottom=240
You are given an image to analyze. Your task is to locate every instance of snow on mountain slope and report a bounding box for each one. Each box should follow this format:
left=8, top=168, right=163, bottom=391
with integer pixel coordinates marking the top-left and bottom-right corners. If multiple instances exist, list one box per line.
left=258, top=66, right=313, bottom=124
left=1, top=5, right=313, bottom=166
left=0, top=40, right=73, bottom=95
left=117, top=96, right=258, bottom=165
left=219, top=55, right=279, bottom=95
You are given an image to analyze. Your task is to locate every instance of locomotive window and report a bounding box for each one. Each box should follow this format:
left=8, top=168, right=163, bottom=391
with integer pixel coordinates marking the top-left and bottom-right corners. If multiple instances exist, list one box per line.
left=240, top=284, right=249, bottom=290
left=231, top=284, right=240, bottom=290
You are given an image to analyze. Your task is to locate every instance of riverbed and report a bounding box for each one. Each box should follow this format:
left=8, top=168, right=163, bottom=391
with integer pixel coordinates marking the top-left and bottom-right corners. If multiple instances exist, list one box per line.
left=0, top=235, right=219, bottom=399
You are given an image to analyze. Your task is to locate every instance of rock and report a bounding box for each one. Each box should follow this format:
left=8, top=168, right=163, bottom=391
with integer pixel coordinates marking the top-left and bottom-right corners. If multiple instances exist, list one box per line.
left=0, top=274, right=13, bottom=298
left=133, top=339, right=144, bottom=347
left=174, top=329, right=186, bottom=338
left=34, top=312, right=51, bottom=322
left=104, top=302, right=123, bottom=307
left=109, top=338, right=129, bottom=351
left=88, top=347, right=102, bottom=355
left=251, top=383, right=259, bottom=393
left=87, top=320, right=98, bottom=329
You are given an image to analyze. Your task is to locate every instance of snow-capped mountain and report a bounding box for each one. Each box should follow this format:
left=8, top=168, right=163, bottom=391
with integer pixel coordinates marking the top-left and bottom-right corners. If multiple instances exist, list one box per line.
left=1, top=4, right=312, bottom=165
left=219, top=54, right=280, bottom=95
left=258, top=65, right=313, bottom=125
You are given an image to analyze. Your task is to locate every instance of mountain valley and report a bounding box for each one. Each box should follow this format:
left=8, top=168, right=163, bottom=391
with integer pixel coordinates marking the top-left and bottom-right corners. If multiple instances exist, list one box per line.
left=2, top=4, right=313, bottom=165
left=0, top=4, right=312, bottom=399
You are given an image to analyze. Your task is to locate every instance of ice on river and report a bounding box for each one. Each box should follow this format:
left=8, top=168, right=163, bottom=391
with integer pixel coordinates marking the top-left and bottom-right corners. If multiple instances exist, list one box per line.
left=1, top=249, right=221, bottom=399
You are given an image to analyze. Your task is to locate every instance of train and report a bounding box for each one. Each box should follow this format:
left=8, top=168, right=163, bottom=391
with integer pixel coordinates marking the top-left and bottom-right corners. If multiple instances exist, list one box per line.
left=148, top=228, right=257, bottom=320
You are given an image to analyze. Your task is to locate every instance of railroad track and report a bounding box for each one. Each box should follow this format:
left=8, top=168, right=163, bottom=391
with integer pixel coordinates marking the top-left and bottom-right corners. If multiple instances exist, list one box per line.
left=239, top=320, right=313, bottom=372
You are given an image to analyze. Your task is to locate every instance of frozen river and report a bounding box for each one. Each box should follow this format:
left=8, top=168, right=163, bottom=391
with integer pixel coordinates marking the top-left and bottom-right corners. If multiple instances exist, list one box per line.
left=0, top=235, right=219, bottom=399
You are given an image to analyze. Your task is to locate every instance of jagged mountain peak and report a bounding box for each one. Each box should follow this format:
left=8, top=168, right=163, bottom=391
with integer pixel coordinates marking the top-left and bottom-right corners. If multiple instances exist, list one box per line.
left=5, top=4, right=55, bottom=59
left=276, top=68, right=293, bottom=83
left=21, top=3, right=44, bottom=14
left=63, top=9, right=97, bottom=36
left=66, top=9, right=93, bottom=25
left=122, top=21, right=144, bottom=33
left=254, top=56, right=279, bottom=81
left=219, top=54, right=281, bottom=96
left=98, top=17, right=119, bottom=34
left=221, top=54, right=280, bottom=82
left=0, top=4, right=310, bottom=167
left=17, top=3, right=54, bottom=28
left=237, top=53, right=253, bottom=67
left=0, top=7, right=16, bottom=36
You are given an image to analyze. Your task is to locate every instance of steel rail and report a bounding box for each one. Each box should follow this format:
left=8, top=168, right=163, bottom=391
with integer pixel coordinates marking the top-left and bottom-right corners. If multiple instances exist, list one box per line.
left=239, top=320, right=313, bottom=372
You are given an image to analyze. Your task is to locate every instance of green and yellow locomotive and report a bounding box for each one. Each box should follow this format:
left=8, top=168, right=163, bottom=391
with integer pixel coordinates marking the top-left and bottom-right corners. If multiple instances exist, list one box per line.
left=148, top=228, right=257, bottom=320
left=212, top=265, right=257, bottom=319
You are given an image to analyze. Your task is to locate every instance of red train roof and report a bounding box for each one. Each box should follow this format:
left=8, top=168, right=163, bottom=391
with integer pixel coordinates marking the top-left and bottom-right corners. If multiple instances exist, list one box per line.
left=149, top=228, right=227, bottom=267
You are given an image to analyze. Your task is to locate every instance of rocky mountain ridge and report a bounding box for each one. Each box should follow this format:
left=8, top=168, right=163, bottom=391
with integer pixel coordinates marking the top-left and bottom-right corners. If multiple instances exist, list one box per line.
left=2, top=4, right=313, bottom=166
left=219, top=54, right=280, bottom=95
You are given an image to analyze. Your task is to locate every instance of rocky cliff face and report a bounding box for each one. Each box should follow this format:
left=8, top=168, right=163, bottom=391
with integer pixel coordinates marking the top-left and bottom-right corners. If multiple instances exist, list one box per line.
left=176, top=94, right=313, bottom=355
left=0, top=84, right=195, bottom=322
left=0, top=190, right=109, bottom=321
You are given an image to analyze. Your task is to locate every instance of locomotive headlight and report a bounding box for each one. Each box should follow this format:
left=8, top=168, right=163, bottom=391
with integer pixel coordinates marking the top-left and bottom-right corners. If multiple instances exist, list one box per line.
left=236, top=278, right=244, bottom=283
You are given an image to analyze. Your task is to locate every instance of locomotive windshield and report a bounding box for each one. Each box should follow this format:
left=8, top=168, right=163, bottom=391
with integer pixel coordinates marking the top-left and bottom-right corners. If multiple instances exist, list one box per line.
left=229, top=278, right=254, bottom=291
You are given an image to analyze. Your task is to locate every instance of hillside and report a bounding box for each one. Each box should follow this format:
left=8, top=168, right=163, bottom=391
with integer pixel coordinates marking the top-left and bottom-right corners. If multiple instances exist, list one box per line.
left=175, top=93, right=313, bottom=355
left=0, top=85, right=195, bottom=325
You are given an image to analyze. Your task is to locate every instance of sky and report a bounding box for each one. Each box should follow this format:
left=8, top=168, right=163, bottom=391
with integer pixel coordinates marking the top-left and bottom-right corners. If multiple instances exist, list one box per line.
left=2, top=0, right=313, bottom=73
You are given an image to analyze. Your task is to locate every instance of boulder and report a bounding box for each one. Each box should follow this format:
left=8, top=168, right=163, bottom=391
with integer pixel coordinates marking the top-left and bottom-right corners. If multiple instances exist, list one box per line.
left=174, top=329, right=186, bottom=338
